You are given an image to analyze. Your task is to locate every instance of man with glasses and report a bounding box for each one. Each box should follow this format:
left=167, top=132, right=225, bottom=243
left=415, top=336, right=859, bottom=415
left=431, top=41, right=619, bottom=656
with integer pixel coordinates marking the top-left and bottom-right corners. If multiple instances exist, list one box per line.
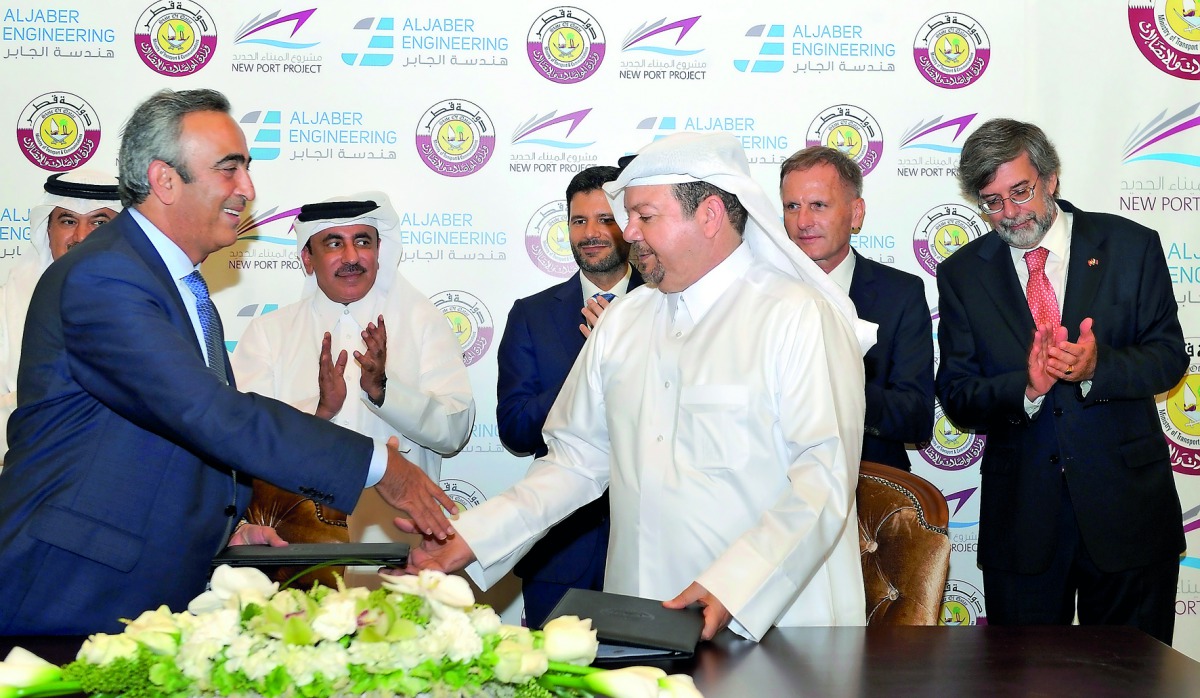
left=935, top=118, right=1186, bottom=643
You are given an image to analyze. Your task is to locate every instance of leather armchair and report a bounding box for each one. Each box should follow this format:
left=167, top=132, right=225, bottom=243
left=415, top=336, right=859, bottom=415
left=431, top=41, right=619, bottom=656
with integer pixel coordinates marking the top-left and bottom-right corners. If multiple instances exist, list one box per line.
left=242, top=480, right=349, bottom=588
left=857, top=460, right=951, bottom=625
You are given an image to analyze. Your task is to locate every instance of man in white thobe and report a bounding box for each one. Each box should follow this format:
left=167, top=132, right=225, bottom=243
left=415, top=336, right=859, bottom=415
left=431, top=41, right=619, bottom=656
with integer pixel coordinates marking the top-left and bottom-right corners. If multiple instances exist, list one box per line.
left=404, top=133, right=873, bottom=640
left=0, top=169, right=121, bottom=463
left=231, top=192, right=474, bottom=552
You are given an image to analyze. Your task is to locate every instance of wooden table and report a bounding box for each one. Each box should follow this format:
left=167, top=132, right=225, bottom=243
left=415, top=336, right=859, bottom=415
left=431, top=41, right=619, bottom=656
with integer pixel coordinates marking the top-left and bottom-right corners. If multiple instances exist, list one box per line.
left=5, top=625, right=1198, bottom=697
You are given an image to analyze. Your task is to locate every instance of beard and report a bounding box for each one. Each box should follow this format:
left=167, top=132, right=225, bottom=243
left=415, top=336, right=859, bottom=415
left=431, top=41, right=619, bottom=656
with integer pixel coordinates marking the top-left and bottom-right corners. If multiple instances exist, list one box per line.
left=571, top=237, right=626, bottom=274
left=994, top=190, right=1057, bottom=248
left=630, top=241, right=664, bottom=285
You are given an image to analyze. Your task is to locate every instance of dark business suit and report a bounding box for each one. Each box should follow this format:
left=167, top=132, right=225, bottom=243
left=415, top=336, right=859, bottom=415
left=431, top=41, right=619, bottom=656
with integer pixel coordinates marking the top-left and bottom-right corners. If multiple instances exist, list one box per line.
left=848, top=250, right=934, bottom=470
left=935, top=200, right=1186, bottom=641
left=0, top=210, right=373, bottom=634
left=496, top=267, right=643, bottom=627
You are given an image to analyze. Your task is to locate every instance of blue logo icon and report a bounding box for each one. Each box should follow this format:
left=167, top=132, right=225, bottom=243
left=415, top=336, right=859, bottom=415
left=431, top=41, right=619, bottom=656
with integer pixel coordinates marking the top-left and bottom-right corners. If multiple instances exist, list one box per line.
left=733, top=24, right=784, bottom=73
left=343, top=17, right=394, bottom=67
left=239, top=110, right=281, bottom=161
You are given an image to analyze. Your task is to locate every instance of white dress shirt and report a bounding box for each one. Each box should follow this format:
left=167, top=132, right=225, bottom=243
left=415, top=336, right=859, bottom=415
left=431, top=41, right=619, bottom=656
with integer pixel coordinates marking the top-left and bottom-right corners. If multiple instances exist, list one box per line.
left=455, top=243, right=867, bottom=640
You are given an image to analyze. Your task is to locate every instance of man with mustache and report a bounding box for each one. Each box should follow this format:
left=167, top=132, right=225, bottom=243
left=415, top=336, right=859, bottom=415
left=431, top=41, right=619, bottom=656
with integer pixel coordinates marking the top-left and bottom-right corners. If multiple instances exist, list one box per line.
left=495, top=166, right=643, bottom=627
left=0, top=169, right=122, bottom=468
left=232, top=192, right=474, bottom=576
left=935, top=118, right=1187, bottom=643
left=404, top=133, right=873, bottom=641
left=0, top=90, right=458, bottom=634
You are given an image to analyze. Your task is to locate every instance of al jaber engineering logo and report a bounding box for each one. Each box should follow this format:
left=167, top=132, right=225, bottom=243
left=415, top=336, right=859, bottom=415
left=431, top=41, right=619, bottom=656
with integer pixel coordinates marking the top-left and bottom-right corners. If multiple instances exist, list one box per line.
left=415, top=100, right=496, bottom=177
left=1129, top=1, right=1200, bottom=80
left=940, top=578, right=986, bottom=626
left=912, top=12, right=990, bottom=88
left=1158, top=336, right=1200, bottom=475
left=433, top=290, right=494, bottom=367
left=527, top=6, right=605, bottom=83
left=134, top=1, right=217, bottom=76
left=16, top=92, right=101, bottom=171
left=806, top=105, right=883, bottom=177
left=525, top=200, right=576, bottom=278
left=912, top=203, right=988, bottom=277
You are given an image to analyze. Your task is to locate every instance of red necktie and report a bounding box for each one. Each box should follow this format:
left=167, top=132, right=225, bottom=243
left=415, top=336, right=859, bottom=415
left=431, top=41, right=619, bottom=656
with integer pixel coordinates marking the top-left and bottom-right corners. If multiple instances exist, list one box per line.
left=1024, top=246, right=1060, bottom=329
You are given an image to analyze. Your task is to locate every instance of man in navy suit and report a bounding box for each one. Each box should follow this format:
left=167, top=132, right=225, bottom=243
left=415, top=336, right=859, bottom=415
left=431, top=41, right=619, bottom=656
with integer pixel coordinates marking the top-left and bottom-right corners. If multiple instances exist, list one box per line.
left=936, top=118, right=1186, bottom=643
left=496, top=166, right=644, bottom=627
left=0, top=88, right=456, bottom=635
left=781, top=147, right=933, bottom=471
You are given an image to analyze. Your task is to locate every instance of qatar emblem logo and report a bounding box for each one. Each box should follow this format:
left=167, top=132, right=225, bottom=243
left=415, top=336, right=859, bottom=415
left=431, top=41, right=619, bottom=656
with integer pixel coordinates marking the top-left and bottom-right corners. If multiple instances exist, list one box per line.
left=913, top=12, right=991, bottom=88
left=415, top=100, right=496, bottom=177
left=1128, top=1, right=1200, bottom=80
left=912, top=204, right=988, bottom=277
left=16, top=92, right=101, bottom=171
left=433, top=290, right=494, bottom=367
left=134, top=1, right=218, bottom=76
left=527, top=6, right=606, bottom=84
left=1158, top=340, right=1200, bottom=475
left=806, top=105, right=884, bottom=176
left=525, top=200, right=576, bottom=278
left=920, top=400, right=986, bottom=471
left=940, top=579, right=986, bottom=626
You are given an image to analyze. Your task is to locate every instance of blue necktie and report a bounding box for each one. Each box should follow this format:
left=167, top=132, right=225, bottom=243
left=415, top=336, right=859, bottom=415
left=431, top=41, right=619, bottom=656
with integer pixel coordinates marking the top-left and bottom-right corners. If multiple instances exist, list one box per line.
left=183, top=270, right=228, bottom=382
left=593, top=292, right=616, bottom=302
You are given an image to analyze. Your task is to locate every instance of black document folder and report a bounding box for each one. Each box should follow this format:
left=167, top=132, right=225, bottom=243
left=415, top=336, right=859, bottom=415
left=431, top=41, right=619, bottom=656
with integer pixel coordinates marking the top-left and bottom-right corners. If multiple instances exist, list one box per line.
left=543, top=588, right=704, bottom=659
left=212, top=542, right=410, bottom=568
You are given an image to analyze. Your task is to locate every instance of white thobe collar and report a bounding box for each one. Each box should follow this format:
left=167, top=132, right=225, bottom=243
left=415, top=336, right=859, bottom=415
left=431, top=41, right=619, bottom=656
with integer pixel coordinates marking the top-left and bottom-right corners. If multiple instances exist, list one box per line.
left=671, top=242, right=754, bottom=325
left=311, top=285, right=384, bottom=330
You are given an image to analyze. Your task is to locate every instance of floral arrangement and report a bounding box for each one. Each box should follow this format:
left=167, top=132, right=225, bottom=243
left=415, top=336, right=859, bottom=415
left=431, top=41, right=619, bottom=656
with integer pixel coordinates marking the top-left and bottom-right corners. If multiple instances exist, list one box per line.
left=0, top=566, right=701, bottom=698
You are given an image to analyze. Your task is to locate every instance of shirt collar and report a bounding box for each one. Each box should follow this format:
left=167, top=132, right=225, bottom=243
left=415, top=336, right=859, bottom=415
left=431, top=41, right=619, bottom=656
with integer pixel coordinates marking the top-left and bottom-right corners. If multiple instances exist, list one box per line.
left=1006, top=201, right=1070, bottom=265
left=673, top=242, right=753, bottom=324
left=825, top=247, right=856, bottom=294
left=312, top=285, right=384, bottom=329
left=128, top=208, right=200, bottom=278
left=580, top=264, right=634, bottom=304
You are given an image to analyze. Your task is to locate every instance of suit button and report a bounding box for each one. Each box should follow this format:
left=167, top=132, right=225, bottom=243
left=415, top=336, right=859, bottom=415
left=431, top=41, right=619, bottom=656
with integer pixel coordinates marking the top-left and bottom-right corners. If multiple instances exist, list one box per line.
left=1053, top=408, right=1063, bottom=417
left=224, top=505, right=237, bottom=516
left=1049, top=454, right=1060, bottom=464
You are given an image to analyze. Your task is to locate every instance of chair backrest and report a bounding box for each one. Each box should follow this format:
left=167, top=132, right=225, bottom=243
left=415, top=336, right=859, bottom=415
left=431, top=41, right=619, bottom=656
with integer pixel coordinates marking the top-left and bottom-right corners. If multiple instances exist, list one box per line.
left=243, top=480, right=349, bottom=587
left=856, top=460, right=951, bottom=625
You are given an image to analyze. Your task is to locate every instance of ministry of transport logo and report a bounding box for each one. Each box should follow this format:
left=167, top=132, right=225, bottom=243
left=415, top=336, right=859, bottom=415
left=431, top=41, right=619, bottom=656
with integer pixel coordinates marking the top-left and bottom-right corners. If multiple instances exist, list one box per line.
left=16, top=92, right=101, bottom=171
left=806, top=105, right=883, bottom=176
left=440, top=479, right=485, bottom=510
left=920, top=400, right=985, bottom=471
left=940, top=579, right=985, bottom=626
left=416, top=100, right=496, bottom=177
left=525, top=200, right=576, bottom=279
left=134, top=1, right=217, bottom=76
left=1129, top=1, right=1200, bottom=80
left=912, top=204, right=988, bottom=277
left=913, top=12, right=991, bottom=88
left=1159, top=338, right=1200, bottom=475
left=527, top=7, right=606, bottom=84
left=433, top=290, right=494, bottom=367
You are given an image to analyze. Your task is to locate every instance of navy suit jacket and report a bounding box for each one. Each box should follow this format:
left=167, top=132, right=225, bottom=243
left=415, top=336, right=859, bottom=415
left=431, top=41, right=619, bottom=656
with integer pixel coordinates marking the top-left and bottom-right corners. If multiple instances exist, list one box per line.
left=935, top=200, right=1187, bottom=574
left=0, top=210, right=373, bottom=634
left=496, top=268, right=643, bottom=584
left=848, top=251, right=934, bottom=470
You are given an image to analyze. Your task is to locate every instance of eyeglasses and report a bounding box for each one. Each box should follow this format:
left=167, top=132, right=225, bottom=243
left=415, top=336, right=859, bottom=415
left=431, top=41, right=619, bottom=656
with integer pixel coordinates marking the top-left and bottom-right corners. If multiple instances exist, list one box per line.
left=978, top=180, right=1038, bottom=215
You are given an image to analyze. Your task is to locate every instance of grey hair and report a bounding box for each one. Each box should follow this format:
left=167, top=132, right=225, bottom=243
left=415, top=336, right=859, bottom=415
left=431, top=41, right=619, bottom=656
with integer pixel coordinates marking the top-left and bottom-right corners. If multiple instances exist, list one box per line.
left=118, top=88, right=232, bottom=207
left=956, top=118, right=1061, bottom=201
left=779, top=146, right=864, bottom=198
left=670, top=181, right=748, bottom=235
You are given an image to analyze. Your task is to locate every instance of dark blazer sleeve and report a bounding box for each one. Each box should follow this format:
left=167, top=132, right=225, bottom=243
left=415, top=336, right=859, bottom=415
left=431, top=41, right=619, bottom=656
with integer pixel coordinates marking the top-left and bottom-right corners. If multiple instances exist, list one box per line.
left=496, top=296, right=564, bottom=456
left=861, top=270, right=934, bottom=444
left=57, top=247, right=372, bottom=509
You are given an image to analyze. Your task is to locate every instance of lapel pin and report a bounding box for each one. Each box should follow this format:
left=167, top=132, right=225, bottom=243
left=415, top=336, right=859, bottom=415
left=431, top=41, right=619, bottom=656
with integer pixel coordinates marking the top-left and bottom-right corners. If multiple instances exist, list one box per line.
left=1087, top=258, right=1099, bottom=267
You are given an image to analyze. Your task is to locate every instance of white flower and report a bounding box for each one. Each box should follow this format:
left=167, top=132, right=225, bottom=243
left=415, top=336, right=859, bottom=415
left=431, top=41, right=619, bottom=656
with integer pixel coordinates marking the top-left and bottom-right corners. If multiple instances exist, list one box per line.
left=187, top=565, right=278, bottom=614
left=585, top=666, right=668, bottom=698
left=123, top=605, right=180, bottom=656
left=77, top=633, right=138, bottom=666
left=468, top=605, right=502, bottom=636
left=542, top=615, right=599, bottom=665
left=497, top=624, right=534, bottom=647
left=492, top=639, right=548, bottom=684
left=427, top=612, right=483, bottom=662
left=659, top=673, right=704, bottom=698
left=0, top=647, right=61, bottom=688
left=379, top=569, right=475, bottom=608
left=311, top=597, right=358, bottom=642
